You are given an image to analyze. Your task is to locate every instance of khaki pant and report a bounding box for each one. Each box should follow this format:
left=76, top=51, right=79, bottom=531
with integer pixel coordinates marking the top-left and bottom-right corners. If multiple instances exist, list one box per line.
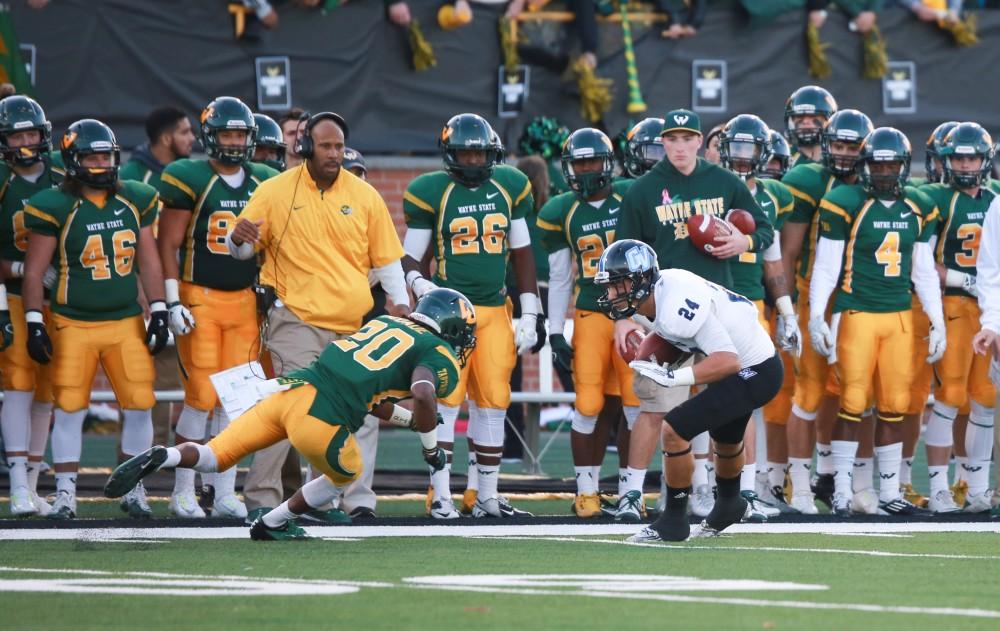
left=635, top=356, right=694, bottom=414
left=153, top=346, right=181, bottom=446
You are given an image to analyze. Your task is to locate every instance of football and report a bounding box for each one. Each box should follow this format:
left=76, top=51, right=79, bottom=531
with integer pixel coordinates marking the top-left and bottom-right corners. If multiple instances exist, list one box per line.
left=620, top=330, right=686, bottom=365
left=686, top=213, right=733, bottom=255
left=725, top=208, right=756, bottom=235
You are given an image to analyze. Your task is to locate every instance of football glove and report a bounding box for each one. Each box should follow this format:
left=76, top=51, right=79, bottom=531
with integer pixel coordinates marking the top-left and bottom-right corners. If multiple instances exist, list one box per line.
left=422, top=445, right=447, bottom=472
left=410, top=276, right=438, bottom=300
left=167, top=301, right=196, bottom=336
left=25, top=310, right=52, bottom=365
left=961, top=273, right=978, bottom=297
left=515, top=313, right=538, bottom=355
left=146, top=301, right=170, bottom=355
left=530, top=311, right=547, bottom=353
left=808, top=316, right=834, bottom=358
left=549, top=333, right=573, bottom=373
left=776, top=313, right=803, bottom=357
left=629, top=359, right=682, bottom=388
left=926, top=321, right=947, bottom=364
left=0, top=309, right=13, bottom=351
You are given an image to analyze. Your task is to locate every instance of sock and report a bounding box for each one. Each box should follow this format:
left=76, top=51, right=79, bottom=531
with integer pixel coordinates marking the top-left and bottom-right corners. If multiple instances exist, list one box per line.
left=26, top=460, right=41, bottom=492
left=716, top=473, right=741, bottom=499
left=55, top=471, right=77, bottom=496
left=831, top=440, right=859, bottom=497
left=618, top=468, right=628, bottom=498
left=788, top=457, right=812, bottom=496
left=740, top=463, right=755, bottom=493
left=706, top=460, right=716, bottom=490
left=173, top=468, right=196, bottom=496
left=900, top=458, right=913, bottom=486
left=430, top=452, right=452, bottom=500
left=475, top=462, right=499, bottom=501
left=665, top=485, right=691, bottom=516
left=214, top=464, right=238, bottom=498
left=192, top=444, right=218, bottom=473
left=163, top=447, right=182, bottom=468
left=955, top=457, right=968, bottom=483
left=7, top=456, right=27, bottom=490
left=28, top=402, right=52, bottom=473
left=0, top=390, right=33, bottom=453
left=928, top=465, right=950, bottom=494
left=852, top=457, right=874, bottom=493
left=692, top=459, right=708, bottom=488
left=815, top=442, right=834, bottom=475
left=575, top=466, right=596, bottom=495
left=965, top=404, right=995, bottom=497
left=767, top=461, right=786, bottom=489
left=875, top=442, right=903, bottom=502
left=51, top=409, right=87, bottom=465
left=121, top=409, right=153, bottom=457
left=466, top=455, right=479, bottom=491
left=625, top=467, right=646, bottom=494
left=591, top=465, right=601, bottom=487
left=175, top=405, right=210, bottom=442
left=261, top=501, right=296, bottom=528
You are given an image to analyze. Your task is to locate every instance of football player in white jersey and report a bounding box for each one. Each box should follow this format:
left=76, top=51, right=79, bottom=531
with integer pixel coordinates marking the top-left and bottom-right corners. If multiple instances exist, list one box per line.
left=595, top=239, right=783, bottom=542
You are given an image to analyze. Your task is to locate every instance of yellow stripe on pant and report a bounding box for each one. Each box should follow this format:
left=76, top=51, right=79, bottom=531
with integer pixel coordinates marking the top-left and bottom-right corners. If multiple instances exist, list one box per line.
left=0, top=295, right=52, bottom=401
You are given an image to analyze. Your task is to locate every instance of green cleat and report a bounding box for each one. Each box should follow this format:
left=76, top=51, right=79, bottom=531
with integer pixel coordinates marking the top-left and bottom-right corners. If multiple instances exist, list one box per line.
left=249, top=517, right=312, bottom=541
left=104, top=446, right=168, bottom=498
left=244, top=506, right=273, bottom=526
left=297, top=508, right=352, bottom=525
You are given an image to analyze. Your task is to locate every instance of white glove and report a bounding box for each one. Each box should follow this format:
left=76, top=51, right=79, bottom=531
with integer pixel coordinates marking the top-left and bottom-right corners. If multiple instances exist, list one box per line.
left=629, top=359, right=696, bottom=388
left=42, top=266, right=57, bottom=289
left=167, top=302, right=196, bottom=336
left=410, top=276, right=438, bottom=300
left=254, top=377, right=294, bottom=401
left=945, top=269, right=978, bottom=297
left=515, top=313, right=538, bottom=355
left=776, top=313, right=802, bottom=358
left=808, top=316, right=834, bottom=358
left=961, top=273, right=978, bottom=297
left=926, top=321, right=947, bottom=364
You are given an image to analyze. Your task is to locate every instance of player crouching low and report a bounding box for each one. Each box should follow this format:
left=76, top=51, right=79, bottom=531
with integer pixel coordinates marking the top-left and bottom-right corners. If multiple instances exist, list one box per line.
left=595, top=240, right=782, bottom=542
left=103, top=288, right=475, bottom=540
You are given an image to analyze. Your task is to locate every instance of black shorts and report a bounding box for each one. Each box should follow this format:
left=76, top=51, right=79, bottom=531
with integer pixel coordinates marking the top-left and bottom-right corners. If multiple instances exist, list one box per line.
left=665, top=352, right=784, bottom=445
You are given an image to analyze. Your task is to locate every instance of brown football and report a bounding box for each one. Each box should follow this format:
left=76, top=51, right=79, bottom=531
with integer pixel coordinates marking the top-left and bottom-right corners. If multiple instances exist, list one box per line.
left=620, top=330, right=685, bottom=365
left=687, top=213, right=733, bottom=255
left=725, top=208, right=756, bottom=235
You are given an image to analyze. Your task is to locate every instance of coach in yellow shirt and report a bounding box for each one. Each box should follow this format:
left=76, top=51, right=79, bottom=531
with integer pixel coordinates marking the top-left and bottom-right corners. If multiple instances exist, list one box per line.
left=227, top=112, right=409, bottom=520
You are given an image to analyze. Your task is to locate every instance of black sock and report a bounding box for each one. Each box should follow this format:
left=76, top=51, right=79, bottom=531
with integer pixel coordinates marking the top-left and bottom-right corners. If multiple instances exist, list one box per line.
left=665, top=485, right=691, bottom=516
left=716, top=474, right=741, bottom=500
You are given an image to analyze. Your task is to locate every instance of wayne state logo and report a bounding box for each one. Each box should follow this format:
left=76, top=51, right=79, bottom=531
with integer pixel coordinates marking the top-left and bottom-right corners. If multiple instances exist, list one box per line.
left=673, top=114, right=689, bottom=126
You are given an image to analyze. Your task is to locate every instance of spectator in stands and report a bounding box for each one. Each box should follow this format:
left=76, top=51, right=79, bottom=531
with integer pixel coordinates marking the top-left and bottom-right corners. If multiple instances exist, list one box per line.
left=899, top=0, right=961, bottom=22
left=227, top=113, right=410, bottom=521
left=507, top=0, right=598, bottom=69
left=657, top=0, right=707, bottom=39
left=120, top=106, right=195, bottom=188
left=278, top=108, right=306, bottom=170
left=807, top=0, right=877, bottom=33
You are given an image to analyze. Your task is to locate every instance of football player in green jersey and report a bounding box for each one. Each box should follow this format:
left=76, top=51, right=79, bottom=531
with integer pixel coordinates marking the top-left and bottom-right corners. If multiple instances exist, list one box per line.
left=718, top=114, right=801, bottom=517
left=0, top=94, right=63, bottom=517
left=810, top=127, right=944, bottom=517
left=779, top=108, right=872, bottom=514
left=156, top=96, right=278, bottom=520
left=119, top=106, right=195, bottom=187
left=23, top=119, right=169, bottom=520
left=252, top=113, right=286, bottom=172
left=403, top=113, right=539, bottom=519
left=783, top=85, right=838, bottom=167
left=915, top=121, right=959, bottom=188
left=105, top=288, right=473, bottom=540
left=762, top=129, right=791, bottom=180
left=536, top=128, right=639, bottom=519
left=622, top=118, right=665, bottom=179
left=918, top=123, right=997, bottom=513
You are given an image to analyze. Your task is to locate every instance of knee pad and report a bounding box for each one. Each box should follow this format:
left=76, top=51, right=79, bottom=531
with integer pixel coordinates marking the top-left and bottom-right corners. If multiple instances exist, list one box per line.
left=969, top=400, right=994, bottom=429
left=623, top=406, right=640, bottom=431
left=121, top=409, right=153, bottom=456
left=437, top=405, right=460, bottom=443
left=924, top=402, right=957, bottom=447
left=469, top=406, right=505, bottom=448
left=791, top=403, right=817, bottom=422
left=936, top=383, right=969, bottom=410
left=301, top=475, right=340, bottom=509
left=175, top=405, right=210, bottom=441
left=571, top=412, right=598, bottom=435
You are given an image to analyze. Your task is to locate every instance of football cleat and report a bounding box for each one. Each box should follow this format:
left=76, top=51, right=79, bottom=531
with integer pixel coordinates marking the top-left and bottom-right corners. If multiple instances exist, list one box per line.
left=741, top=490, right=778, bottom=522
left=104, top=446, right=167, bottom=498
left=31, top=491, right=52, bottom=517
left=790, top=490, right=819, bottom=515
left=613, top=490, right=644, bottom=523
left=244, top=506, right=273, bottom=526
left=350, top=506, right=376, bottom=519
left=767, top=485, right=797, bottom=514
left=430, top=497, right=461, bottom=520
left=963, top=492, right=992, bottom=514
left=212, top=494, right=248, bottom=519
left=689, top=521, right=725, bottom=539
left=297, top=508, right=352, bottom=525
left=851, top=488, right=879, bottom=515
left=878, top=497, right=931, bottom=516
left=249, top=517, right=312, bottom=541
left=170, top=491, right=206, bottom=518
left=901, top=483, right=929, bottom=508
left=9, top=486, right=36, bottom=517
left=703, top=495, right=747, bottom=534
left=832, top=492, right=852, bottom=517
left=471, top=496, right=532, bottom=518
left=460, top=489, right=478, bottom=515
left=46, top=490, right=76, bottom=520
left=573, top=493, right=602, bottom=519
left=811, top=473, right=835, bottom=510
left=627, top=526, right=669, bottom=543
left=951, top=479, right=969, bottom=508
left=120, top=481, right=153, bottom=519
left=928, top=489, right=961, bottom=513
left=689, top=484, right=715, bottom=517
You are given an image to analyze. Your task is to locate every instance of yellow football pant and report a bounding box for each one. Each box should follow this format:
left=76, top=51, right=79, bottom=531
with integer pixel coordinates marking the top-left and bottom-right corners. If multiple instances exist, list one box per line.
left=793, top=279, right=841, bottom=414
left=763, top=304, right=795, bottom=426
left=836, top=310, right=914, bottom=417
left=442, top=302, right=516, bottom=409
left=208, top=384, right=361, bottom=486
left=906, top=296, right=933, bottom=416
left=935, top=296, right=996, bottom=410
left=50, top=314, right=154, bottom=412
left=177, top=282, right=260, bottom=411
left=572, top=309, right=639, bottom=416
left=0, top=296, right=52, bottom=401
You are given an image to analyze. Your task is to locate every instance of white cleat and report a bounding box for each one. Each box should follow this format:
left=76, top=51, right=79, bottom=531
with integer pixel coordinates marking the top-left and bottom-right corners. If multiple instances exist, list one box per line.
left=689, top=520, right=724, bottom=539
left=689, top=484, right=715, bottom=517
left=170, top=491, right=206, bottom=518
left=121, top=482, right=153, bottom=519
left=47, top=490, right=77, bottom=520
left=790, top=491, right=819, bottom=515
left=964, top=492, right=992, bottom=514
left=9, top=486, right=37, bottom=517
left=471, top=496, right=533, bottom=518
left=429, top=496, right=461, bottom=520
left=928, top=489, right=961, bottom=514
left=31, top=491, right=52, bottom=517
left=212, top=494, right=249, bottom=519
left=851, top=488, right=879, bottom=515
left=627, top=526, right=666, bottom=543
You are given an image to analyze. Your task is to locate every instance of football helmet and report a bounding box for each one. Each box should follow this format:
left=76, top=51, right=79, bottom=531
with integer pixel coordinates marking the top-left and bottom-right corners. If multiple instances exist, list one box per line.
left=924, top=121, right=959, bottom=184
left=491, top=129, right=506, bottom=166
left=623, top=117, right=665, bottom=178
left=719, top=114, right=771, bottom=179
left=940, top=122, right=994, bottom=189
left=60, top=119, right=121, bottom=189
left=200, top=96, right=256, bottom=165
left=0, top=95, right=51, bottom=167
left=439, top=113, right=501, bottom=188
left=561, top=127, right=615, bottom=198
left=594, top=239, right=659, bottom=320
left=410, top=288, right=478, bottom=367
left=252, top=113, right=286, bottom=171
left=858, top=127, right=912, bottom=198
left=821, top=109, right=873, bottom=177
left=784, top=85, right=838, bottom=147
left=763, top=129, right=791, bottom=179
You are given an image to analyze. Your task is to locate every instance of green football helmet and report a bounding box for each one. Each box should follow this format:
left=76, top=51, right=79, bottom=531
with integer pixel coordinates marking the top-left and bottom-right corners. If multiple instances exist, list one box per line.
left=200, top=96, right=256, bottom=165
left=623, top=117, right=665, bottom=178
left=409, top=288, right=478, bottom=367
left=763, top=129, right=791, bottom=179
left=252, top=113, right=286, bottom=171
left=561, top=127, right=615, bottom=198
left=940, top=122, right=994, bottom=189
left=491, top=129, right=506, bottom=166
left=594, top=239, right=659, bottom=320
left=784, top=85, right=838, bottom=147
left=0, top=95, right=51, bottom=167
left=821, top=109, right=873, bottom=177
left=60, top=119, right=121, bottom=189
left=924, top=121, right=959, bottom=184
left=719, top=114, right=771, bottom=179
left=439, top=113, right=500, bottom=187
left=859, top=127, right=912, bottom=198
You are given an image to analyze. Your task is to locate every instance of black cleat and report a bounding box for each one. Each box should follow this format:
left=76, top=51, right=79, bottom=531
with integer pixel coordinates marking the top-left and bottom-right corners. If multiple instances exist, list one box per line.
left=704, top=495, right=748, bottom=534
left=811, top=473, right=835, bottom=510
left=878, top=497, right=933, bottom=516
left=104, top=446, right=168, bottom=498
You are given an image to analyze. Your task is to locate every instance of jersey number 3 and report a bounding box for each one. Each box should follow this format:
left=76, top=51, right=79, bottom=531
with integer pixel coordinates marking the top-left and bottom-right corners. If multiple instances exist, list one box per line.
left=80, top=230, right=136, bottom=280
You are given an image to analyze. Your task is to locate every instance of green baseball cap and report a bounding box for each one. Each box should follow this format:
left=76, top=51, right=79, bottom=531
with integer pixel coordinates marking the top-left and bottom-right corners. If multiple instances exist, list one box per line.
left=661, top=109, right=702, bottom=136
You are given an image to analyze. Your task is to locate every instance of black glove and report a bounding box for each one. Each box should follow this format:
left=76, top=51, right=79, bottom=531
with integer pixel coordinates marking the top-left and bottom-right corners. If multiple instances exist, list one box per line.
left=422, top=445, right=447, bottom=472
left=0, top=309, right=13, bottom=351
left=531, top=311, right=548, bottom=353
left=145, top=301, right=170, bottom=355
left=25, top=310, right=52, bottom=365
left=549, top=333, right=573, bottom=373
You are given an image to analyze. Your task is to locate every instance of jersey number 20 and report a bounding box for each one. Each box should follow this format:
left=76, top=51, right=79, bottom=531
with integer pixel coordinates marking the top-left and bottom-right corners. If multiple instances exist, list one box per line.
left=334, top=319, right=415, bottom=371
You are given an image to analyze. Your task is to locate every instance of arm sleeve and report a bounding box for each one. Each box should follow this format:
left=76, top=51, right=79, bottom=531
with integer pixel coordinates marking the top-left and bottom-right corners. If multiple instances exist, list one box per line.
left=509, top=217, right=531, bottom=249
left=978, top=199, right=1000, bottom=333
left=367, top=194, right=405, bottom=268
left=911, top=241, right=944, bottom=326
left=809, top=237, right=844, bottom=320
left=403, top=228, right=432, bottom=261
left=763, top=231, right=782, bottom=263
left=691, top=313, right=739, bottom=357
left=372, top=259, right=408, bottom=306
left=547, top=248, right=573, bottom=335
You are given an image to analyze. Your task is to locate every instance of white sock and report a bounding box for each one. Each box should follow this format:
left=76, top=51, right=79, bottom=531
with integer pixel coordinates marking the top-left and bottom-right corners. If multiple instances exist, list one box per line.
left=788, top=457, right=812, bottom=496
left=55, top=471, right=77, bottom=496
left=692, top=459, right=708, bottom=488
left=51, top=409, right=87, bottom=465
left=173, top=468, right=195, bottom=495
left=175, top=405, right=210, bottom=442
left=625, top=466, right=646, bottom=494
left=928, top=465, right=950, bottom=494
left=831, top=440, right=859, bottom=497
left=192, top=444, right=218, bottom=473
left=875, top=442, right=903, bottom=502
left=0, top=390, right=33, bottom=453
left=591, top=465, right=601, bottom=486
left=26, top=460, right=41, bottom=492
left=955, top=456, right=968, bottom=483
left=466, top=455, right=479, bottom=491
left=121, top=409, right=153, bottom=457
left=29, top=401, right=52, bottom=460
left=430, top=451, right=452, bottom=500
left=475, top=462, right=499, bottom=501
left=575, top=465, right=596, bottom=495
left=815, top=442, right=834, bottom=475
left=618, top=467, right=628, bottom=498
left=852, top=457, right=874, bottom=493
left=966, top=404, right=995, bottom=497
left=900, top=457, right=913, bottom=486
left=214, top=464, right=238, bottom=498
left=163, top=446, right=182, bottom=468
left=740, top=463, right=755, bottom=493
left=261, top=501, right=296, bottom=528
left=7, top=456, right=27, bottom=490
left=706, top=460, right=716, bottom=489
left=767, top=461, right=786, bottom=489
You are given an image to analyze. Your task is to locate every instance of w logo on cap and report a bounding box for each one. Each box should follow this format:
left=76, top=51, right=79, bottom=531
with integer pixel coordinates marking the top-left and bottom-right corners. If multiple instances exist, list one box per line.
left=674, top=115, right=689, bottom=125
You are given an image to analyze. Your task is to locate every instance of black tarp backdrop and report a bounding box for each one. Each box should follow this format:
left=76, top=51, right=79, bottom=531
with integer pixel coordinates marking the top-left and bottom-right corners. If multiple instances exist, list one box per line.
left=10, top=1, right=1000, bottom=164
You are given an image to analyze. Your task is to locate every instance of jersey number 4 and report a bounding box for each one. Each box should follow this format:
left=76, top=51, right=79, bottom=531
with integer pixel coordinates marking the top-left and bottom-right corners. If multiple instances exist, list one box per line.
left=875, top=231, right=901, bottom=277
left=449, top=214, right=508, bottom=255
left=334, top=319, right=415, bottom=371
left=80, top=230, right=136, bottom=280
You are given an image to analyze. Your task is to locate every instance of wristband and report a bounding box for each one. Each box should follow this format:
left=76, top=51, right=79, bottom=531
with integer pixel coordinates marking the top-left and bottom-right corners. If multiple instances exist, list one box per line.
left=405, top=270, right=424, bottom=290
left=671, top=366, right=696, bottom=387
left=10, top=261, right=23, bottom=278
left=519, top=292, right=538, bottom=317
left=386, top=404, right=414, bottom=428
left=165, top=278, right=181, bottom=304
left=0, top=284, right=7, bottom=310
left=775, top=295, right=795, bottom=317
left=25, top=309, right=44, bottom=324
left=149, top=301, right=167, bottom=313
left=944, top=268, right=969, bottom=289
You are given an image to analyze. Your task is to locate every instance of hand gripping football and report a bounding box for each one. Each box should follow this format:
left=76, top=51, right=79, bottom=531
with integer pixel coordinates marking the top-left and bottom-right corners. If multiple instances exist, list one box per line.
left=620, top=329, right=685, bottom=365
left=686, top=210, right=755, bottom=255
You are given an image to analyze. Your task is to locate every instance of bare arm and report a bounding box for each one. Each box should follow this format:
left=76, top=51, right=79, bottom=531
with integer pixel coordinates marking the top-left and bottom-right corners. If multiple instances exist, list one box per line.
left=156, top=207, right=190, bottom=283
left=692, top=351, right=741, bottom=384
left=510, top=245, right=539, bottom=296
left=137, top=225, right=166, bottom=302
left=780, top=221, right=807, bottom=290
left=23, top=232, right=56, bottom=313
left=410, top=365, right=439, bottom=434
